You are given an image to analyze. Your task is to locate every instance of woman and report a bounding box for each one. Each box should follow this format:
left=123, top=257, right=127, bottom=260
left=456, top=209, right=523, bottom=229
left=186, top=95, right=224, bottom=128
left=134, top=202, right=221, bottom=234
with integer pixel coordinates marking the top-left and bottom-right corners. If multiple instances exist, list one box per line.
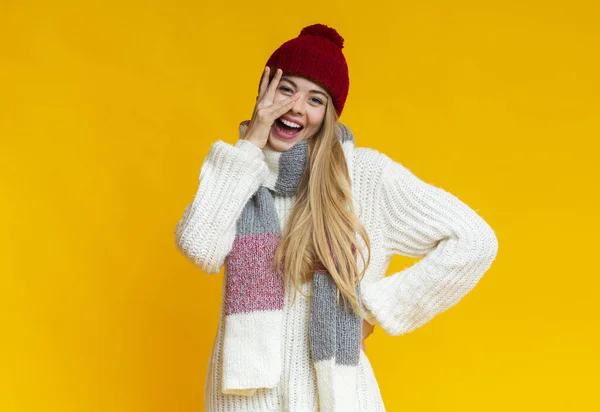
left=174, top=23, right=498, bottom=412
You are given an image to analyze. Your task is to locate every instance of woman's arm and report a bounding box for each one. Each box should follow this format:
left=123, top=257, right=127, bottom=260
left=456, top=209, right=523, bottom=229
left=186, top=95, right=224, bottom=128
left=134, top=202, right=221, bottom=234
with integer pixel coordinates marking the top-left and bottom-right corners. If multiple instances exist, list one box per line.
left=174, top=139, right=268, bottom=274
left=360, top=156, right=499, bottom=336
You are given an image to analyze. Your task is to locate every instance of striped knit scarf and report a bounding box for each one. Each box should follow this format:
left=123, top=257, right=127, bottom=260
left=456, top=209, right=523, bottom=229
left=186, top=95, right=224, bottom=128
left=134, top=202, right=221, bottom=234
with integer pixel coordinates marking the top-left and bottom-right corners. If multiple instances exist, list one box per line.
left=221, top=120, right=363, bottom=411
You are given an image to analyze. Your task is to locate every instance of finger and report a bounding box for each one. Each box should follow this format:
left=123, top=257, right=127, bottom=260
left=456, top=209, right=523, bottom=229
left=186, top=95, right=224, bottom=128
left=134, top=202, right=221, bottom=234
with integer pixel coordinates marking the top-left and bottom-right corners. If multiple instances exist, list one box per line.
left=258, top=66, right=270, bottom=101
left=264, top=68, right=283, bottom=103
left=257, top=101, right=294, bottom=125
left=265, top=95, right=300, bottom=118
left=260, top=94, right=297, bottom=113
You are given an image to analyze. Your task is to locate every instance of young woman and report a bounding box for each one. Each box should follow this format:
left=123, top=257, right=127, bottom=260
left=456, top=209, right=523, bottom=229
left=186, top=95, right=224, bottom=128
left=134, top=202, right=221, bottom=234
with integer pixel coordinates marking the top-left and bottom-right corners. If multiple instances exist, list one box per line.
left=175, top=23, right=498, bottom=412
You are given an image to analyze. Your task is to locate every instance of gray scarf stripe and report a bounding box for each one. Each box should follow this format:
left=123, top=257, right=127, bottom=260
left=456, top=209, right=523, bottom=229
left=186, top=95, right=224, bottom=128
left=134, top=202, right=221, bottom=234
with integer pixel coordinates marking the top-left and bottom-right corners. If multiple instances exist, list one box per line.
left=236, top=188, right=280, bottom=234
left=310, top=273, right=362, bottom=364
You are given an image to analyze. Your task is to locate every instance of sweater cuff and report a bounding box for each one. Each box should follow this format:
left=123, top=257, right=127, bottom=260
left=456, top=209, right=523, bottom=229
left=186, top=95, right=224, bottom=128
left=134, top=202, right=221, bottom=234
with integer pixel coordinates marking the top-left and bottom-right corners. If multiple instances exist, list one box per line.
left=359, top=286, right=379, bottom=326
left=235, top=139, right=265, bottom=162
left=360, top=280, right=393, bottom=332
left=359, top=268, right=420, bottom=337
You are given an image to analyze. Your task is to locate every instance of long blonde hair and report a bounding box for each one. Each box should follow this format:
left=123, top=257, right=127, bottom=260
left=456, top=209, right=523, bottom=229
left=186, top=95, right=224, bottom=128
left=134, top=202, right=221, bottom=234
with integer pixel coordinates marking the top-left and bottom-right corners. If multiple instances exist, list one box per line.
left=273, top=98, right=371, bottom=314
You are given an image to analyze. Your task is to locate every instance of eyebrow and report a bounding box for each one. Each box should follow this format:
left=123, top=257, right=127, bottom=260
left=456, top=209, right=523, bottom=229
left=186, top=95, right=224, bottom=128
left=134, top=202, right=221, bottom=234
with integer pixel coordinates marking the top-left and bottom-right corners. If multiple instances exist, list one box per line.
left=280, top=78, right=329, bottom=99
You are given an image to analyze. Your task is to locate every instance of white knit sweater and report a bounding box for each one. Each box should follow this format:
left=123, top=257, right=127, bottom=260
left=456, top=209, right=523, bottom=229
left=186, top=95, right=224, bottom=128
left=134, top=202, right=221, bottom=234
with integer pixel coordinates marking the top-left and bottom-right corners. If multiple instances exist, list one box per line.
left=174, top=132, right=498, bottom=411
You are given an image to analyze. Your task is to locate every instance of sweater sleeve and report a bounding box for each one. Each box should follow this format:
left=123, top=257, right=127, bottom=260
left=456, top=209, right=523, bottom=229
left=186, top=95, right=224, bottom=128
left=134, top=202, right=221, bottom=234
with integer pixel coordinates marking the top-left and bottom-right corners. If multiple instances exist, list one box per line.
left=174, top=139, right=268, bottom=274
left=360, top=156, right=499, bottom=336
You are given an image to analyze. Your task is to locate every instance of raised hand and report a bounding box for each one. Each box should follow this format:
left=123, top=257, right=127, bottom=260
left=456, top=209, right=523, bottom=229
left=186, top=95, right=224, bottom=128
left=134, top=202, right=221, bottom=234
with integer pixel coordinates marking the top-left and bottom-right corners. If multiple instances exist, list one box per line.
left=243, top=67, right=300, bottom=149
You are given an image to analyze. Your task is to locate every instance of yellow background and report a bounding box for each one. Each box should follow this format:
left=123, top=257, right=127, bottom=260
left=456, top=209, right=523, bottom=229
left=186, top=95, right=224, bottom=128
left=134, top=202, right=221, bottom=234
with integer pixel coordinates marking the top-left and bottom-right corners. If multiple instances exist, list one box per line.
left=2, top=0, right=598, bottom=410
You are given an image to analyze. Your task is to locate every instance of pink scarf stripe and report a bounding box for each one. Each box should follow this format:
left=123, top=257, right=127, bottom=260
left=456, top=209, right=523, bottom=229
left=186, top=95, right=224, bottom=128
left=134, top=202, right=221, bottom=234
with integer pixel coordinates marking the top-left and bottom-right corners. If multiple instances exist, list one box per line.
left=225, top=232, right=285, bottom=315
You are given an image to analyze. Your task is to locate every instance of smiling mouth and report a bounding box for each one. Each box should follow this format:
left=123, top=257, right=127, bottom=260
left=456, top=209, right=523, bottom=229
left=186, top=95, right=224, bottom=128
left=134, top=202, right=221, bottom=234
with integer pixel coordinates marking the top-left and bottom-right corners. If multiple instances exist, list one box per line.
left=275, top=118, right=304, bottom=137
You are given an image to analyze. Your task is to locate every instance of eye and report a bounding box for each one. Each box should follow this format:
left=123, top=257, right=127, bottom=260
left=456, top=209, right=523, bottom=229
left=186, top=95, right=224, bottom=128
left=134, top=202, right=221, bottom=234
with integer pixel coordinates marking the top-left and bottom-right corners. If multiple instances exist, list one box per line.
left=279, top=86, right=293, bottom=94
left=310, top=97, right=324, bottom=105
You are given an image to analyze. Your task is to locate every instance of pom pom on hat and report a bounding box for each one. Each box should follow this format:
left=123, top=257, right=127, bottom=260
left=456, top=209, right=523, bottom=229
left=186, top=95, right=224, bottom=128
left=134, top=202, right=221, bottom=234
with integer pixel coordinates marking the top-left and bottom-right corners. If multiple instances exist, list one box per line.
left=299, top=24, right=345, bottom=49
left=261, top=23, right=350, bottom=117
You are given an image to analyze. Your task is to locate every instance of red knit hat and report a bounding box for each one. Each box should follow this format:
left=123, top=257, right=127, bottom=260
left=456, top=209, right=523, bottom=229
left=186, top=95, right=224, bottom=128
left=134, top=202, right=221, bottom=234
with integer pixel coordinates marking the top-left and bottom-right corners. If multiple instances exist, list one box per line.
left=261, top=24, right=349, bottom=117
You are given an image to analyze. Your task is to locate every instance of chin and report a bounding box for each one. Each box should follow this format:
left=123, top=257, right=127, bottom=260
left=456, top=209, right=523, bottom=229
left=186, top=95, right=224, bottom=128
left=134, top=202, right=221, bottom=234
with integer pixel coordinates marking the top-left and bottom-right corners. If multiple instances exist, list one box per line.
left=268, top=131, right=302, bottom=152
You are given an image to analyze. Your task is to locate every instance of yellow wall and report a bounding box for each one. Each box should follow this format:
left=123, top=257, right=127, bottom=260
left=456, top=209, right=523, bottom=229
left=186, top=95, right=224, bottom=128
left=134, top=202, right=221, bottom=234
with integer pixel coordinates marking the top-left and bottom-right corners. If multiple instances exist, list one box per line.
left=2, top=1, right=598, bottom=410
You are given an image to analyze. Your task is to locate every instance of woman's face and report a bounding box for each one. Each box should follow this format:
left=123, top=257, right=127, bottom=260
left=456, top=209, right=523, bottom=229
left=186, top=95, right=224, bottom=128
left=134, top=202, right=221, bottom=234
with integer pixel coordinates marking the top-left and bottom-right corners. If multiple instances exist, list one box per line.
left=268, top=75, right=329, bottom=152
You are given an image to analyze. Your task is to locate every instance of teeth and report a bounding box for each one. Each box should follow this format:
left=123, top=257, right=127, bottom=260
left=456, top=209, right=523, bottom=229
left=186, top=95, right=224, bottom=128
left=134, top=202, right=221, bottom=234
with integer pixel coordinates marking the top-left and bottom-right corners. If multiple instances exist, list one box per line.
left=281, top=118, right=302, bottom=128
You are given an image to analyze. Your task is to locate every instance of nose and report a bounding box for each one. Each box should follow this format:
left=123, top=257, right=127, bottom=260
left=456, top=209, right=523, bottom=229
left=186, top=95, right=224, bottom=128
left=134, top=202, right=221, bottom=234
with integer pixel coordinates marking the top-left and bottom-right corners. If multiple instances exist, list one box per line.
left=290, top=94, right=306, bottom=115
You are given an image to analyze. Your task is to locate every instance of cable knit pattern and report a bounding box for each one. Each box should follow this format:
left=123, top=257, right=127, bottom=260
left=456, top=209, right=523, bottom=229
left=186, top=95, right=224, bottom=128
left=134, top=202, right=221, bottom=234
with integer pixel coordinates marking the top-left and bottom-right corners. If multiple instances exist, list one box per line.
left=174, top=132, right=499, bottom=411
